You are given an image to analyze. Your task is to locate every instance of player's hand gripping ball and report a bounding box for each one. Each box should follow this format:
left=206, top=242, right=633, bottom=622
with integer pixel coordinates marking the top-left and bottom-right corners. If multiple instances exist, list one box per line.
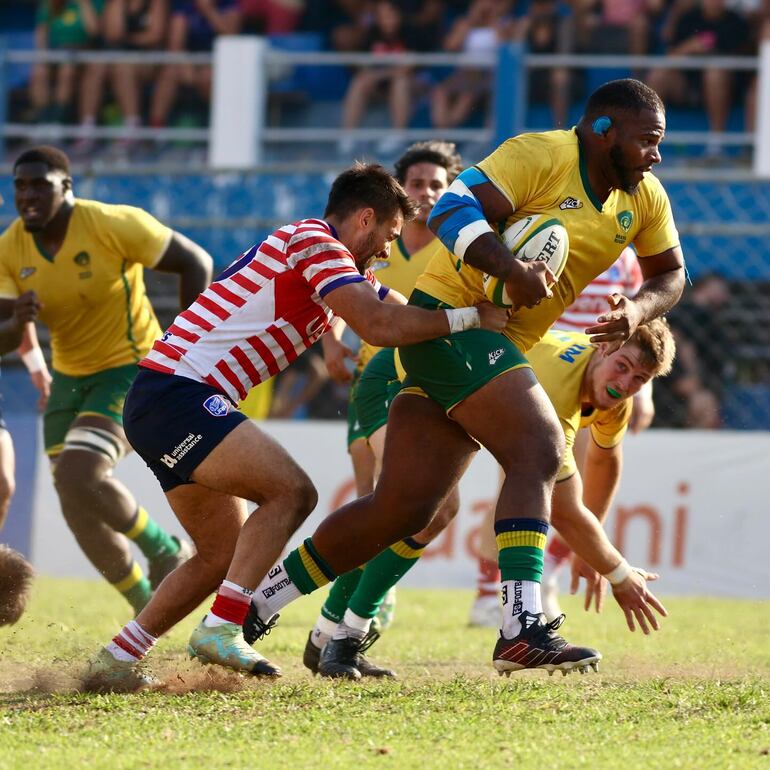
left=0, top=545, right=34, bottom=625
left=483, top=214, right=569, bottom=308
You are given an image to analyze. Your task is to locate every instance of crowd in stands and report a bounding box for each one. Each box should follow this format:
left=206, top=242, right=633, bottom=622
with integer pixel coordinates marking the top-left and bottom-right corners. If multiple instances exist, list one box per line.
left=3, top=1, right=765, bottom=429
left=5, top=0, right=770, bottom=157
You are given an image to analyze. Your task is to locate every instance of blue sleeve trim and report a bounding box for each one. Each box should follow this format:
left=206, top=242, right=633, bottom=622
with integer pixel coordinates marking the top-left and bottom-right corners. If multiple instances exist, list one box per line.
left=318, top=273, right=365, bottom=298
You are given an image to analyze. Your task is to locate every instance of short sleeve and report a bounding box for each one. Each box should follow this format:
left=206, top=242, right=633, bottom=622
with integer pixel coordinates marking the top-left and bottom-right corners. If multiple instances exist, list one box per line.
left=476, top=136, right=554, bottom=212
left=632, top=178, right=680, bottom=258
left=589, top=400, right=631, bottom=449
left=287, top=229, right=364, bottom=297
left=102, top=204, right=173, bottom=268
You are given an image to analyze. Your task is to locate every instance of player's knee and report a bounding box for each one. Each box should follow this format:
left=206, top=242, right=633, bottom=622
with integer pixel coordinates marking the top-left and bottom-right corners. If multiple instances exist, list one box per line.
left=280, top=472, right=318, bottom=528
left=416, top=491, right=460, bottom=541
left=52, top=454, right=98, bottom=499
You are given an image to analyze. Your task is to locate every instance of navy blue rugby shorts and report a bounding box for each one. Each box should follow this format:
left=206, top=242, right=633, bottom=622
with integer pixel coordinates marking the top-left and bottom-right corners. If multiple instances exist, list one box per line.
left=124, top=368, right=249, bottom=492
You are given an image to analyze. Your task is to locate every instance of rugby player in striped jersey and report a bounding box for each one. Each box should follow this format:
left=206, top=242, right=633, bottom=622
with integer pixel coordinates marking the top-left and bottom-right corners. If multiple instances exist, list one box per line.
left=84, top=162, right=507, bottom=691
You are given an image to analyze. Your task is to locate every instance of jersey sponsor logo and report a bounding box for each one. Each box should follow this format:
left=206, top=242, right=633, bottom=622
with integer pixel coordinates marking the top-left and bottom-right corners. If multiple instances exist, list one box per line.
left=19, top=267, right=36, bottom=280
left=617, top=210, right=633, bottom=233
left=489, top=348, right=505, bottom=366
left=203, top=394, right=230, bottom=417
left=559, top=196, right=583, bottom=210
left=558, top=342, right=590, bottom=363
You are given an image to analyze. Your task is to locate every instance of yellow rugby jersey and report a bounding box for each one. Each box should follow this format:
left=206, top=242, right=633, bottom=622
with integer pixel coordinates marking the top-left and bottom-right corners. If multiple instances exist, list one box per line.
left=358, top=236, right=450, bottom=370
left=0, top=199, right=170, bottom=376
left=528, top=329, right=631, bottom=482
left=416, top=129, right=680, bottom=352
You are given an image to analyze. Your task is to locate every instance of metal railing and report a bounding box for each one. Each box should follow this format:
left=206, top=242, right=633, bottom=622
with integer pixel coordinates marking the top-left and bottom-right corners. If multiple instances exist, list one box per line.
left=0, top=39, right=762, bottom=161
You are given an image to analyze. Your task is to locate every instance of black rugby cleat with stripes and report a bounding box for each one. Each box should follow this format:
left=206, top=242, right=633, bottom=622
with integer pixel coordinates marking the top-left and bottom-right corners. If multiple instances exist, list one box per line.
left=493, top=612, right=601, bottom=677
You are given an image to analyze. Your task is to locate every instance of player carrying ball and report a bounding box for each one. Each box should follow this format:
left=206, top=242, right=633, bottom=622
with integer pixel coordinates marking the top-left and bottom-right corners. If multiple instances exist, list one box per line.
left=246, top=78, right=685, bottom=677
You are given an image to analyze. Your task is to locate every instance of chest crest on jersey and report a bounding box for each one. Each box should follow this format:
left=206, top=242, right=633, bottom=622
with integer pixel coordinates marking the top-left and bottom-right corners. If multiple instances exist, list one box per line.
left=614, top=210, right=634, bottom=243
left=73, top=251, right=92, bottom=279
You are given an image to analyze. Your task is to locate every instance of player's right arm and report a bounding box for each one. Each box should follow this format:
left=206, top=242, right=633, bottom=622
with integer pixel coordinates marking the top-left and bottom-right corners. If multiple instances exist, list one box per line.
left=427, top=167, right=554, bottom=308
left=152, top=232, right=214, bottom=310
left=323, top=280, right=507, bottom=348
left=0, top=293, right=42, bottom=357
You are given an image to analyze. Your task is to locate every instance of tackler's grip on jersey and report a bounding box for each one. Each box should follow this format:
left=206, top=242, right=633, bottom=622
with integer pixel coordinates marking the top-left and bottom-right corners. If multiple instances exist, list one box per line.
left=428, top=167, right=495, bottom=260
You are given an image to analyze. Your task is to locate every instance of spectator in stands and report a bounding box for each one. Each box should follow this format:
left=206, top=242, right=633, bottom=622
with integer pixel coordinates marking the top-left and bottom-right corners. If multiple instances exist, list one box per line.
left=737, top=3, right=770, bottom=136
left=575, top=0, right=663, bottom=55
left=239, top=0, right=304, bottom=34
left=646, top=0, right=752, bottom=156
left=520, top=0, right=574, bottom=128
left=657, top=273, right=733, bottom=428
left=430, top=0, right=518, bottom=130
left=29, top=0, right=108, bottom=143
left=102, top=0, right=169, bottom=147
left=338, top=0, right=419, bottom=157
left=148, top=0, right=241, bottom=132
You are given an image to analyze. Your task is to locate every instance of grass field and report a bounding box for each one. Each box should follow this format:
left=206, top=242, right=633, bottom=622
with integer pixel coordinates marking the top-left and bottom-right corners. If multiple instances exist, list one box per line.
left=0, top=578, right=768, bottom=770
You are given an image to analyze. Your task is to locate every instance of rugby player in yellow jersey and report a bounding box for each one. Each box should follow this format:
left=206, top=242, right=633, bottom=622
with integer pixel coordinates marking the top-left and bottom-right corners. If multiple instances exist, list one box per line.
left=305, top=142, right=464, bottom=677
left=301, top=320, right=675, bottom=678
left=0, top=146, right=213, bottom=613
left=245, top=78, right=685, bottom=676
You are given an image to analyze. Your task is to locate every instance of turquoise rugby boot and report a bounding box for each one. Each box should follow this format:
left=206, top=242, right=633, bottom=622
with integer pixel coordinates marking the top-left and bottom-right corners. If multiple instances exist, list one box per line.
left=188, top=619, right=281, bottom=677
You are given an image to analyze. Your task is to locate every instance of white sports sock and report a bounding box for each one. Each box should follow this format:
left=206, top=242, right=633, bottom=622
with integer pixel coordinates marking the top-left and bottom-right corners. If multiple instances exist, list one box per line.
left=310, top=614, right=339, bottom=650
left=501, top=579, right=543, bottom=638
left=253, top=560, right=302, bottom=618
left=107, top=620, right=158, bottom=662
left=332, top=608, right=371, bottom=641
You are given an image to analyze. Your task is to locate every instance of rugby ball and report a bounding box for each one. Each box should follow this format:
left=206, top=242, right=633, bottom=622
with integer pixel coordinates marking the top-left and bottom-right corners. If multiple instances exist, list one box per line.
left=483, top=214, right=569, bottom=308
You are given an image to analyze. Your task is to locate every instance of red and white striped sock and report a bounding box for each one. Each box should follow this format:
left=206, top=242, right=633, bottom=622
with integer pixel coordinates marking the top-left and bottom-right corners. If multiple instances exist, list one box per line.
left=475, top=557, right=502, bottom=600
left=204, top=580, right=253, bottom=628
left=544, top=536, right=572, bottom=576
left=106, top=620, right=158, bottom=663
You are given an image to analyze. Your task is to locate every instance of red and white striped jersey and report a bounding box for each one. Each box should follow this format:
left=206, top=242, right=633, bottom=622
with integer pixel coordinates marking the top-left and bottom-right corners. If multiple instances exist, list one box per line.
left=553, top=247, right=642, bottom=332
left=141, top=219, right=388, bottom=402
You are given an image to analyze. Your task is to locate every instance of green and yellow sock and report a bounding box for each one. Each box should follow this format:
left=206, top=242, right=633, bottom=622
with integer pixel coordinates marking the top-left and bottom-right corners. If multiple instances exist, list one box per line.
left=321, top=567, right=364, bottom=624
left=111, top=561, right=152, bottom=614
left=348, top=537, right=426, bottom=619
left=495, top=517, right=548, bottom=636
left=284, top=538, right=337, bottom=595
left=123, top=506, right=180, bottom=560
